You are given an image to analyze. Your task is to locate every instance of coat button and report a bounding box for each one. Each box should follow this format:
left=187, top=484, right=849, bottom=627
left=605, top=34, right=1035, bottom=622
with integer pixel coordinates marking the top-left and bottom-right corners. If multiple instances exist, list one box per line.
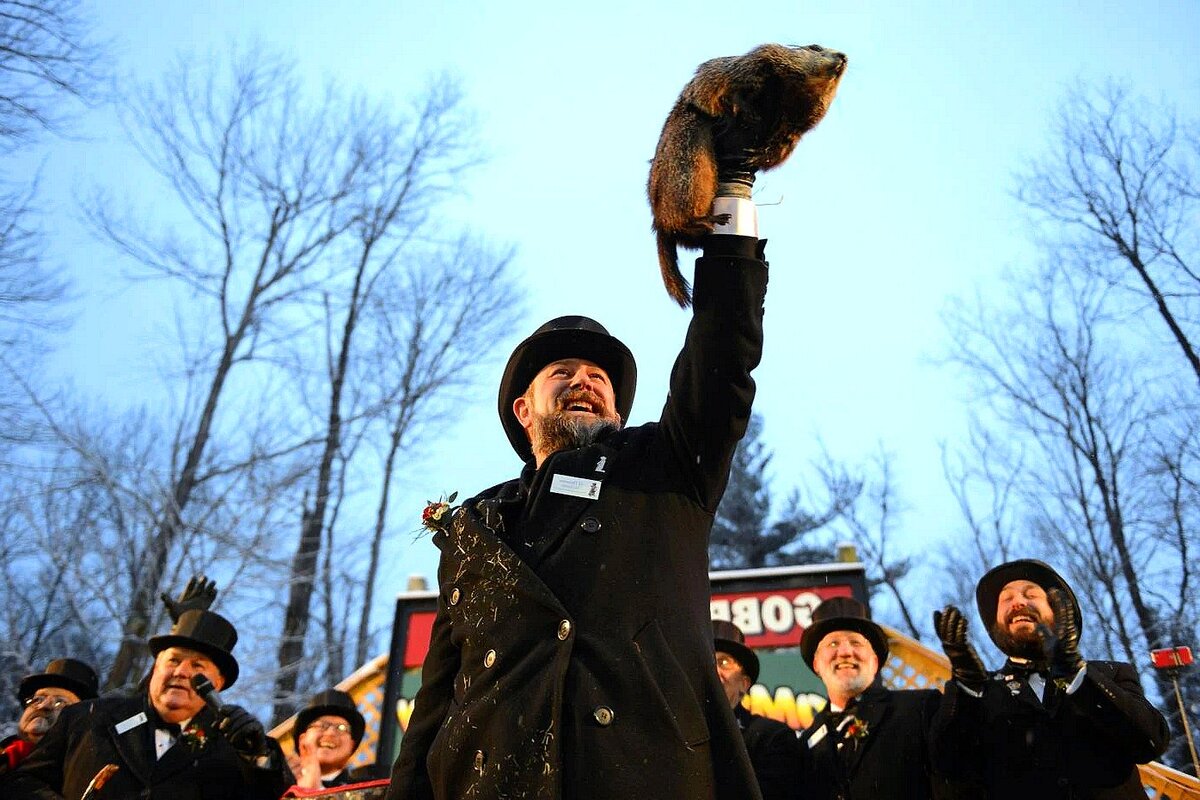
left=558, top=620, right=572, bottom=640
left=449, top=587, right=461, bottom=606
left=579, top=516, right=601, bottom=533
left=484, top=649, right=496, bottom=668
left=474, top=750, right=486, bottom=771
left=593, top=706, right=615, bottom=726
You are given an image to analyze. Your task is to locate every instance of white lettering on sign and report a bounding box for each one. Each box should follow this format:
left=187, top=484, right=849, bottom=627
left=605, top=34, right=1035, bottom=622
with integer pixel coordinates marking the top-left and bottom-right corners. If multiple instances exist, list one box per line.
left=709, top=591, right=828, bottom=638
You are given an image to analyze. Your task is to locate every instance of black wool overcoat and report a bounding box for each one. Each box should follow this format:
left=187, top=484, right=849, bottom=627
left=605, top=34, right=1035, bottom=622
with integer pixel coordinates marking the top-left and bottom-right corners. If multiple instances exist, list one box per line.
left=798, top=684, right=952, bottom=800
left=4, top=693, right=293, bottom=800
left=735, top=704, right=802, bottom=800
left=930, top=661, right=1170, bottom=799
left=386, top=238, right=768, bottom=800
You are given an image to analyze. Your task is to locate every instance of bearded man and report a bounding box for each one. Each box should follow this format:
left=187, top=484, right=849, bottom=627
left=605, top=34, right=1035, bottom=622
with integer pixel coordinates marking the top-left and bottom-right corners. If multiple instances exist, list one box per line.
left=387, top=133, right=776, bottom=800
left=931, top=559, right=1170, bottom=799
left=798, top=597, right=953, bottom=800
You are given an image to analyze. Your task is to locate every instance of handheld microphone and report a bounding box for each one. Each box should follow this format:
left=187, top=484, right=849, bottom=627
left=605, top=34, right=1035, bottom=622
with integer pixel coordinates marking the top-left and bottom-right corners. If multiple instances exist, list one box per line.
left=190, top=674, right=225, bottom=711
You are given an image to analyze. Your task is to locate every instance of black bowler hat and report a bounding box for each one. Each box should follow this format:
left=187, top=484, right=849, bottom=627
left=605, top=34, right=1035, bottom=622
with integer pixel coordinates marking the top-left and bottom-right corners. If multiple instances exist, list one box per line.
left=497, top=316, right=637, bottom=462
left=799, top=597, right=889, bottom=670
left=147, top=609, right=240, bottom=688
left=713, top=620, right=760, bottom=683
left=17, top=658, right=99, bottom=702
left=975, top=559, right=1081, bottom=649
left=294, top=689, right=366, bottom=752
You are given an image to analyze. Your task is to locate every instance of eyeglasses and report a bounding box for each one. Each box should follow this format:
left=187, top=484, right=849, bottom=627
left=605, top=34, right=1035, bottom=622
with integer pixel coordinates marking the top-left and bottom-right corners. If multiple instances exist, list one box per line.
left=23, top=695, right=70, bottom=710
left=715, top=655, right=742, bottom=671
left=308, top=720, right=351, bottom=735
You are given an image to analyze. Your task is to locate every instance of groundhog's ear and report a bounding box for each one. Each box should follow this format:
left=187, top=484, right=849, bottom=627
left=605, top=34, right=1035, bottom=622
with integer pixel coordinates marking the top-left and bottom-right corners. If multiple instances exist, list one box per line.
left=684, top=56, right=737, bottom=117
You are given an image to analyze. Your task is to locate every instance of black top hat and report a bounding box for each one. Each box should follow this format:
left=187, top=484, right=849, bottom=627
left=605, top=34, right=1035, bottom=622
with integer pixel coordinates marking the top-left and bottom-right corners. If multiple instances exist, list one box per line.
left=147, top=609, right=240, bottom=688
left=712, top=620, right=760, bottom=683
left=294, top=689, right=366, bottom=752
left=799, top=597, right=889, bottom=670
left=497, top=316, right=637, bottom=462
left=17, top=658, right=99, bottom=702
left=975, top=559, right=1081, bottom=649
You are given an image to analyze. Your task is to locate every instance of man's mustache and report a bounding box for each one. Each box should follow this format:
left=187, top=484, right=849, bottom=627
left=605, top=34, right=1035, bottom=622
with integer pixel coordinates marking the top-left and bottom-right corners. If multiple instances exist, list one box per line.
left=556, top=389, right=607, bottom=413
left=1005, top=605, right=1043, bottom=625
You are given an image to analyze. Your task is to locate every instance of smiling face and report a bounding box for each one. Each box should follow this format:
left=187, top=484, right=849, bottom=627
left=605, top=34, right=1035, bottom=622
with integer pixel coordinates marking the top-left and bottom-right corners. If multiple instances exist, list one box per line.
left=300, top=714, right=357, bottom=773
left=148, top=646, right=225, bottom=723
left=812, top=630, right=878, bottom=708
left=993, top=579, right=1055, bottom=657
left=513, top=358, right=622, bottom=466
left=18, top=687, right=81, bottom=744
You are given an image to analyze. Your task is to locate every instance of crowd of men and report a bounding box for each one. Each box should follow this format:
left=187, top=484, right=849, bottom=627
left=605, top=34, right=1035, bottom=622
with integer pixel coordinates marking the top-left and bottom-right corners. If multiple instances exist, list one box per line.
left=0, top=72, right=1181, bottom=799
left=0, top=579, right=371, bottom=799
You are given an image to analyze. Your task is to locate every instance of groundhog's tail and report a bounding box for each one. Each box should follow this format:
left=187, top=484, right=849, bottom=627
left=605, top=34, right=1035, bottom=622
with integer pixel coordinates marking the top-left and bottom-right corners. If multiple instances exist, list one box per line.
left=657, top=232, right=692, bottom=308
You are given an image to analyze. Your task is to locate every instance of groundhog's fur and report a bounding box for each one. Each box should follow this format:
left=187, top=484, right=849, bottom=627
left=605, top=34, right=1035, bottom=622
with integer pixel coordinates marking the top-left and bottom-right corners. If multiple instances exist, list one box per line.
left=648, top=43, right=847, bottom=307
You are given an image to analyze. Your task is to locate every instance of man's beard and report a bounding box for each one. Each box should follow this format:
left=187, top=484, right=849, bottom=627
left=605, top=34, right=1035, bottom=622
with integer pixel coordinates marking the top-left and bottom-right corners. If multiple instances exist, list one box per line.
left=531, top=410, right=620, bottom=455
left=991, top=621, right=1045, bottom=660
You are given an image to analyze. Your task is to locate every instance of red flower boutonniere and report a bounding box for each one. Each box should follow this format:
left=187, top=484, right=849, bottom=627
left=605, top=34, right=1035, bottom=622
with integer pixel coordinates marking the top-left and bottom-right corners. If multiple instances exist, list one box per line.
left=422, top=492, right=458, bottom=533
left=180, top=723, right=208, bottom=751
left=844, top=716, right=869, bottom=740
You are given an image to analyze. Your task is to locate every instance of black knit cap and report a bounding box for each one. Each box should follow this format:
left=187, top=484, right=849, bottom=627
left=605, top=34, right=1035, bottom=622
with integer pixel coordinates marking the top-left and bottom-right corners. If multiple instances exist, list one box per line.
left=497, top=316, right=637, bottom=461
left=799, top=597, right=889, bottom=670
left=713, top=620, right=760, bottom=683
left=147, top=609, right=240, bottom=688
left=17, top=658, right=99, bottom=702
left=975, top=559, right=1081, bottom=649
left=294, top=689, right=366, bottom=752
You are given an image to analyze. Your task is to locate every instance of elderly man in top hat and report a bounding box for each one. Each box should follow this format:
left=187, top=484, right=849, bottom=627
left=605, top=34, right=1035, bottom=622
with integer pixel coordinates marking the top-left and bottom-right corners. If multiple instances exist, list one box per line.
left=288, top=688, right=368, bottom=790
left=6, top=609, right=292, bottom=799
left=1, top=659, right=98, bottom=774
left=798, top=597, right=952, bottom=800
left=713, top=620, right=801, bottom=800
left=387, top=127, right=792, bottom=800
left=931, top=558, right=1170, bottom=799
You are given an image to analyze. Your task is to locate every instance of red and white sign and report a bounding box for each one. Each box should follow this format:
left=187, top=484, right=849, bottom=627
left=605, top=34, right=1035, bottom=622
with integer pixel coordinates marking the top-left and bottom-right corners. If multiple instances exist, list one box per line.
left=710, top=585, right=854, bottom=648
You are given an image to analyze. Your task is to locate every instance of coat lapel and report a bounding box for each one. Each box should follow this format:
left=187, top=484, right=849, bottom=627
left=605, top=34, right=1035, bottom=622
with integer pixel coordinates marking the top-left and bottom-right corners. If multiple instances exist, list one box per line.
left=105, top=699, right=155, bottom=788
left=522, top=443, right=615, bottom=565
left=843, top=688, right=892, bottom=775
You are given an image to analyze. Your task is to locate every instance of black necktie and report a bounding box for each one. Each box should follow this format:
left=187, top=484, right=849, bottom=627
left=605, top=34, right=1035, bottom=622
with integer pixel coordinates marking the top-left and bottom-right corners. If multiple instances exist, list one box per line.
left=158, top=722, right=181, bottom=737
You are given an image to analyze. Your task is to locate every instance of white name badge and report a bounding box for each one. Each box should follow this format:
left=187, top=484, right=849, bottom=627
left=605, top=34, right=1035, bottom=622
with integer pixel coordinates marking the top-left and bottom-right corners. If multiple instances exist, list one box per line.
left=115, top=711, right=148, bottom=735
left=550, top=473, right=602, bottom=500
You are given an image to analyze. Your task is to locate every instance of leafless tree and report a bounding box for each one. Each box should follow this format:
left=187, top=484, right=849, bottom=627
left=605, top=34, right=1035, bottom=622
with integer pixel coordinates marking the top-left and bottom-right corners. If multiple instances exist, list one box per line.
left=1017, top=81, right=1200, bottom=384
left=0, top=0, right=100, bottom=146
left=82, top=49, right=387, bottom=689
left=265, top=76, right=525, bottom=721
left=832, top=447, right=923, bottom=640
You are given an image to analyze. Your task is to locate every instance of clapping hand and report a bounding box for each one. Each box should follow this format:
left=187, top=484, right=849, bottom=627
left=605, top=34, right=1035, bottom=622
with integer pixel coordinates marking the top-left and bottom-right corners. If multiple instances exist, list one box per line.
left=933, top=605, right=989, bottom=691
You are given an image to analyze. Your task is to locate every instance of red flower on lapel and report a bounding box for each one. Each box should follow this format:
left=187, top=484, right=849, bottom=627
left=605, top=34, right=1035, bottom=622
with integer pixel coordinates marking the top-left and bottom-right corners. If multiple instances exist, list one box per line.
left=844, top=716, right=869, bottom=740
left=180, top=723, right=208, bottom=751
left=421, top=492, right=458, bottom=533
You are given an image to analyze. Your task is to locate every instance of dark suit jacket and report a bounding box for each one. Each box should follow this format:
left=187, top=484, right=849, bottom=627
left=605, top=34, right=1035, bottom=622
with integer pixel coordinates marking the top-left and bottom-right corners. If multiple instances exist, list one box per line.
left=735, top=704, right=801, bottom=800
left=798, top=684, right=945, bottom=800
left=387, top=237, right=769, bottom=800
left=5, top=693, right=293, bottom=800
left=930, top=660, right=1169, bottom=799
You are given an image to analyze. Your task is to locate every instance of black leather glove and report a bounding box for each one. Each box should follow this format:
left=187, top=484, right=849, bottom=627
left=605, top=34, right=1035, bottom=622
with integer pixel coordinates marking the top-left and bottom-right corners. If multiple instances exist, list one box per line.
left=1038, top=587, right=1085, bottom=680
left=934, top=605, right=989, bottom=690
left=161, top=575, right=218, bottom=622
left=216, top=704, right=267, bottom=758
left=712, top=116, right=759, bottom=199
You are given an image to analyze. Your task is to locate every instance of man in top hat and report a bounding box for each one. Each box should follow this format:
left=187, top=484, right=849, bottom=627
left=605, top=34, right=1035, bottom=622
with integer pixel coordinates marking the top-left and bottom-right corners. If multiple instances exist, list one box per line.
left=1, top=659, right=98, bottom=774
left=288, top=688, right=368, bottom=789
left=6, top=609, right=293, bottom=799
left=387, top=127, right=788, bottom=800
left=930, top=559, right=1170, bottom=799
left=713, top=620, right=801, bottom=800
left=798, top=597, right=950, bottom=800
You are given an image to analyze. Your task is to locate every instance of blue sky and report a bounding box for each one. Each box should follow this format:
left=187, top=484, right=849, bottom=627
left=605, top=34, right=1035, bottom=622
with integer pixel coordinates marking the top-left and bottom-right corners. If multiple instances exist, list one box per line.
left=18, top=1, right=1200, bottom=634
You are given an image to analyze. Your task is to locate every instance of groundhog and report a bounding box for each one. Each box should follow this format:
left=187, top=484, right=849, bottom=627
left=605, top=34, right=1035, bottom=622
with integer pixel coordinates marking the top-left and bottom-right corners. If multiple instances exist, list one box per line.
left=648, top=43, right=847, bottom=307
